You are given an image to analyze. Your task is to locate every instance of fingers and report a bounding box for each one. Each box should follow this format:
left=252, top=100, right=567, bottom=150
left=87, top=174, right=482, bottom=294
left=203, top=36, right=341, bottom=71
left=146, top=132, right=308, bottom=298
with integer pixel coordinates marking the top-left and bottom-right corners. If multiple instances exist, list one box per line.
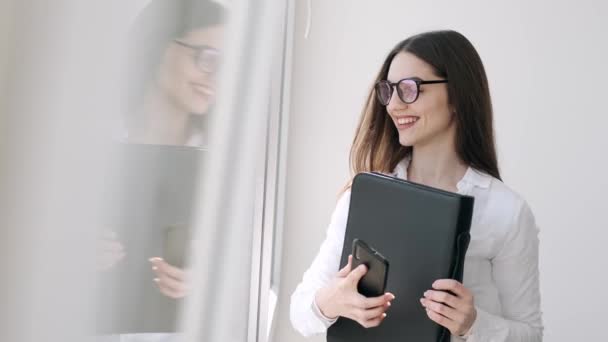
left=149, top=257, right=187, bottom=281
left=337, top=255, right=353, bottom=277
left=97, top=235, right=125, bottom=271
left=350, top=309, right=388, bottom=328
left=347, top=294, right=393, bottom=328
left=153, top=272, right=188, bottom=294
left=360, top=302, right=390, bottom=320
left=100, top=239, right=124, bottom=253
left=423, top=290, right=459, bottom=308
left=432, top=279, right=470, bottom=299
left=154, top=278, right=187, bottom=299
left=420, top=297, right=463, bottom=323
left=356, top=292, right=395, bottom=309
left=360, top=313, right=387, bottom=328
left=425, top=307, right=458, bottom=333
left=424, top=280, right=477, bottom=335
left=99, top=252, right=126, bottom=271
left=149, top=257, right=190, bottom=298
left=346, top=263, right=367, bottom=285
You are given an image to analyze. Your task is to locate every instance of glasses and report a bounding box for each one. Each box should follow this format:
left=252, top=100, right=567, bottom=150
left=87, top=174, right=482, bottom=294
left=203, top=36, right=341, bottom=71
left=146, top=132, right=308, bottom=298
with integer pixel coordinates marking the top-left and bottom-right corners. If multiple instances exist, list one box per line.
left=375, top=77, right=448, bottom=105
left=173, top=40, right=221, bottom=74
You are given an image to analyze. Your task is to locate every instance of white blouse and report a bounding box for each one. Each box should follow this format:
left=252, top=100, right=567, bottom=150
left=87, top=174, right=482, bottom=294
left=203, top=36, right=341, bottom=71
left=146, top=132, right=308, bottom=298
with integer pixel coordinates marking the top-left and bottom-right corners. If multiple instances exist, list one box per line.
left=290, top=158, right=543, bottom=341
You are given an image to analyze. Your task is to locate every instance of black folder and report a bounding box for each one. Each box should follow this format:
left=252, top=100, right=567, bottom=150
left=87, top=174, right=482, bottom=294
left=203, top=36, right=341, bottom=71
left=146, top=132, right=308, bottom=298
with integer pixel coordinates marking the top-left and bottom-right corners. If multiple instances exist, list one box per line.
left=96, top=143, right=205, bottom=334
left=327, top=172, right=474, bottom=342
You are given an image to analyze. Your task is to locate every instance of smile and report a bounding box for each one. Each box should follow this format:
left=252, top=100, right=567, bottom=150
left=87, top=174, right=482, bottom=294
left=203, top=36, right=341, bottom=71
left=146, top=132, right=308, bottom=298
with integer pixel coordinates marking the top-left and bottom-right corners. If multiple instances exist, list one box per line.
left=192, top=83, right=215, bottom=97
left=395, top=116, right=419, bottom=129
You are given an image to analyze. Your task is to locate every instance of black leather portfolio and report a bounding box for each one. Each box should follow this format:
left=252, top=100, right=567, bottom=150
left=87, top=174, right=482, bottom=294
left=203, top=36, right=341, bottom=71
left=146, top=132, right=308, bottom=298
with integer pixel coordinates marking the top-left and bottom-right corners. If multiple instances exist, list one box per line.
left=327, top=172, right=474, bottom=342
left=96, top=143, right=204, bottom=334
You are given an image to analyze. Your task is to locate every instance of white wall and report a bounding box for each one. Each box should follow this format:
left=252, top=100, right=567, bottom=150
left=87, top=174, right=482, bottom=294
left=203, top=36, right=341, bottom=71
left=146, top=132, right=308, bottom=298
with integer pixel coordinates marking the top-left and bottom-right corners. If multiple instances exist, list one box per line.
left=0, top=0, right=14, bottom=107
left=275, top=1, right=608, bottom=341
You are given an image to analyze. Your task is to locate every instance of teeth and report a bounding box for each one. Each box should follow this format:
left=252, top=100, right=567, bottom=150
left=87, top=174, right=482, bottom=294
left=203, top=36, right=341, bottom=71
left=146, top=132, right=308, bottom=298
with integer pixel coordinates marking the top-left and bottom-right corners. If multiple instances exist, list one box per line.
left=397, top=117, right=418, bottom=125
left=194, top=85, right=214, bottom=96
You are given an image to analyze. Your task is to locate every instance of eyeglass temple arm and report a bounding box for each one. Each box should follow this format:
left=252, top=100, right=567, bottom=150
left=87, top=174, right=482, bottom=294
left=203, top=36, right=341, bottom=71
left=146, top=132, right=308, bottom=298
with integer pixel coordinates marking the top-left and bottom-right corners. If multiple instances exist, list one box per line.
left=419, top=79, right=449, bottom=84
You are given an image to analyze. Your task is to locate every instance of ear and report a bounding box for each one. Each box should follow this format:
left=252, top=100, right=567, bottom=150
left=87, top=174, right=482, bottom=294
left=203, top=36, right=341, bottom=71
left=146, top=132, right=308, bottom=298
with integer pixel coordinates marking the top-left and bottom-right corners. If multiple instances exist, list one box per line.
left=448, top=107, right=458, bottom=125
left=449, top=104, right=456, bottom=115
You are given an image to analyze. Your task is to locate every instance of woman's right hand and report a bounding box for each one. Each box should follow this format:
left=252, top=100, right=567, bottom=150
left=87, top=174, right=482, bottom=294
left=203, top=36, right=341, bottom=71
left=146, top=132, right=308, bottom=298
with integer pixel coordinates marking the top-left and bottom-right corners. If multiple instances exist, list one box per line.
left=98, top=231, right=125, bottom=271
left=314, top=255, right=395, bottom=328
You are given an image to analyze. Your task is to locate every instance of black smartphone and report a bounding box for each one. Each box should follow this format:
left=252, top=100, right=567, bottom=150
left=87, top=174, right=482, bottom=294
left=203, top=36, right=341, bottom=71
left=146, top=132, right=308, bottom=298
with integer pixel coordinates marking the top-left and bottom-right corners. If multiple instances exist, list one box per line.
left=351, top=239, right=389, bottom=297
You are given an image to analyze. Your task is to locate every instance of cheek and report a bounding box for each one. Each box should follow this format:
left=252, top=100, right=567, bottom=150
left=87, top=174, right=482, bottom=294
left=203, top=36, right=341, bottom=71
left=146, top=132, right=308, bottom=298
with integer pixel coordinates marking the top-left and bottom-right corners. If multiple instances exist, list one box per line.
left=157, top=62, right=180, bottom=96
left=156, top=52, right=211, bottom=114
left=159, top=51, right=195, bottom=86
left=418, top=98, right=452, bottom=129
left=160, top=61, right=196, bottom=101
left=428, top=110, right=453, bottom=130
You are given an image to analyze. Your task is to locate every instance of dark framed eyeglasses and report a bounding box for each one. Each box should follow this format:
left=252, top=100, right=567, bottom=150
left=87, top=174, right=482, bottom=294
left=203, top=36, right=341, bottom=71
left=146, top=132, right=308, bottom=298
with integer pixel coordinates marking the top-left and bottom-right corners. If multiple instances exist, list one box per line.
left=173, top=40, right=221, bottom=74
left=375, top=77, right=448, bottom=105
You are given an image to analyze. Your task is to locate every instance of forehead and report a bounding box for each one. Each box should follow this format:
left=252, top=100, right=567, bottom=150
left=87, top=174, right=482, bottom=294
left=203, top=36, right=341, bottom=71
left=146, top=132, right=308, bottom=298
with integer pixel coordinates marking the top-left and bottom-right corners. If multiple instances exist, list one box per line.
left=181, top=25, right=224, bottom=49
left=387, top=52, right=437, bottom=82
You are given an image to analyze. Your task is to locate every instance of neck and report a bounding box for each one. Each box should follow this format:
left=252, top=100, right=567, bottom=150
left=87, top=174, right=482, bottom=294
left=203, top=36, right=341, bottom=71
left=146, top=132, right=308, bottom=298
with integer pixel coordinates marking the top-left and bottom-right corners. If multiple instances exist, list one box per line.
left=129, top=86, right=191, bottom=145
left=407, top=128, right=467, bottom=192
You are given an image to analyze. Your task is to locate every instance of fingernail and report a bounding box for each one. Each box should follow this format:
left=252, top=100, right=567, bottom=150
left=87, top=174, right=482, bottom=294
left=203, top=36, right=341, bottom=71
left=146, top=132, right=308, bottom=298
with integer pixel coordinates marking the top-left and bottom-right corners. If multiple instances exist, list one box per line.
left=387, top=301, right=391, bottom=307
left=424, top=291, right=429, bottom=297
left=382, top=313, right=387, bottom=318
left=420, top=298, right=425, bottom=306
left=153, top=278, right=160, bottom=283
left=388, top=293, right=395, bottom=300
left=152, top=266, right=158, bottom=271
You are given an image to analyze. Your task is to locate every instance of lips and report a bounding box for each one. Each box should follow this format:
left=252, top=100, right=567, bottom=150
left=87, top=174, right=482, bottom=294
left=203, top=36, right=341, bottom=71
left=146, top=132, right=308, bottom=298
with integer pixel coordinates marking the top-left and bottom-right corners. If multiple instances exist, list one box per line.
left=394, top=115, right=419, bottom=129
left=191, top=83, right=215, bottom=97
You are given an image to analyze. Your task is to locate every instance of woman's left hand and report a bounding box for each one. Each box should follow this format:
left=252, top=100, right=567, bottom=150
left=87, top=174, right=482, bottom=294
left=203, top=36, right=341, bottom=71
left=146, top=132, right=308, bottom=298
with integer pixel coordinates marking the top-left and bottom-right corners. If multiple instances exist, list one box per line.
left=420, top=279, right=477, bottom=336
left=149, top=257, right=191, bottom=299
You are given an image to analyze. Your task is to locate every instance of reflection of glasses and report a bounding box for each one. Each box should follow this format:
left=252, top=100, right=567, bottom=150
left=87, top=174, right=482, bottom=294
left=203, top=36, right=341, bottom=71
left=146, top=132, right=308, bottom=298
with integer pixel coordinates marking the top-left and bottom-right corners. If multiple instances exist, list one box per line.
left=173, top=40, right=221, bottom=73
left=375, top=77, right=448, bottom=105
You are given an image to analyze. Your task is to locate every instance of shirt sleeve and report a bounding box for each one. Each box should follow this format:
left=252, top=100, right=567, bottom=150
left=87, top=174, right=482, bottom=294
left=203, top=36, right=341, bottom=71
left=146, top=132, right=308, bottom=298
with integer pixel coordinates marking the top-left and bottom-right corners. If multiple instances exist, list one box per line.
left=468, top=200, right=544, bottom=341
left=289, top=190, right=351, bottom=337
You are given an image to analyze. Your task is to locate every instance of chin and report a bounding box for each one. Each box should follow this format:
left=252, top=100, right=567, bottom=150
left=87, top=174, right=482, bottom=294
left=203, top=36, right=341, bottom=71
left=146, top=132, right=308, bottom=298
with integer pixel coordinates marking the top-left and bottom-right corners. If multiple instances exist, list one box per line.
left=187, top=101, right=211, bottom=115
left=190, top=109, right=209, bottom=116
left=398, top=135, right=415, bottom=147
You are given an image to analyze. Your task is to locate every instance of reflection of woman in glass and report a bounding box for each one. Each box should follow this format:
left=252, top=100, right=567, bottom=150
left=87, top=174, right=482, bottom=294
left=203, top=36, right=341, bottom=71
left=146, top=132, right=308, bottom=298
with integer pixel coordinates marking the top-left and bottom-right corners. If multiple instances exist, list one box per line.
left=291, top=30, right=542, bottom=341
left=98, top=2, right=225, bottom=340
left=121, top=0, right=224, bottom=147
left=122, top=0, right=225, bottom=302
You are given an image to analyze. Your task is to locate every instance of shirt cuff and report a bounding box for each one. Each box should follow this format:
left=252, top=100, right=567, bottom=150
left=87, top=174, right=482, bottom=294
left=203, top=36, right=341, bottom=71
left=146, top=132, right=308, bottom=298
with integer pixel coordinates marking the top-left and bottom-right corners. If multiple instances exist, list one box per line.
left=467, top=306, right=502, bottom=341
left=458, top=306, right=480, bottom=340
left=311, top=296, right=338, bottom=327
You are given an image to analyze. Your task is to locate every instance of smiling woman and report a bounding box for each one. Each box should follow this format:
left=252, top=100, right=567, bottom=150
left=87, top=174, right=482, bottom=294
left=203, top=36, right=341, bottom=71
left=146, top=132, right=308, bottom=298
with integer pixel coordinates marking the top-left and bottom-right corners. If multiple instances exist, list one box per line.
left=350, top=31, right=500, bottom=183
left=290, top=30, right=542, bottom=341
left=122, top=0, right=225, bottom=147
left=95, top=1, right=227, bottom=341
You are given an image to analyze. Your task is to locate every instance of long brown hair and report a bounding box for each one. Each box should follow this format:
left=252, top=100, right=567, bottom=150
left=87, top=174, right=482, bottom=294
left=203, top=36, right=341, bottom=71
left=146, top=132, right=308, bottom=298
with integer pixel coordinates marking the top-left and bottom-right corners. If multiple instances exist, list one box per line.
left=346, top=30, right=501, bottom=190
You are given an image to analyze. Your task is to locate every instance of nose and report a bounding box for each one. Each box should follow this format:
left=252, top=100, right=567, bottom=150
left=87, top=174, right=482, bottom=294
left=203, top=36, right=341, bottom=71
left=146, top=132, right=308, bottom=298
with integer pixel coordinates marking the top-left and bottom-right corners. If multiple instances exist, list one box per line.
left=386, top=87, right=408, bottom=113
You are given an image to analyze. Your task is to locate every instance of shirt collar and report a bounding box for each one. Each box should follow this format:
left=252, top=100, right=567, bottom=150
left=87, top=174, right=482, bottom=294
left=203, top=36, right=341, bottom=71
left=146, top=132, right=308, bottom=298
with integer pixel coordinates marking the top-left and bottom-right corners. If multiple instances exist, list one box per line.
left=392, top=156, right=492, bottom=191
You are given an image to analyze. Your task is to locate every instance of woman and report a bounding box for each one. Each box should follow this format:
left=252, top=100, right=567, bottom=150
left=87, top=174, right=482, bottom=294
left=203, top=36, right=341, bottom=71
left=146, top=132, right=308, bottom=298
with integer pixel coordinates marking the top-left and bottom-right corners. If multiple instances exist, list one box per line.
left=120, top=0, right=224, bottom=147
left=97, top=1, right=225, bottom=341
left=290, top=30, right=543, bottom=341
left=122, top=0, right=225, bottom=298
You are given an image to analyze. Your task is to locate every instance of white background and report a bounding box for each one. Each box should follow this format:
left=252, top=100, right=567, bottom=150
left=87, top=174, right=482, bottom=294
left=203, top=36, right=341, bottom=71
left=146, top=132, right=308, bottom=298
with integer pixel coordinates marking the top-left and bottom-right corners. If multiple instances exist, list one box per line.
left=274, top=1, right=608, bottom=341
